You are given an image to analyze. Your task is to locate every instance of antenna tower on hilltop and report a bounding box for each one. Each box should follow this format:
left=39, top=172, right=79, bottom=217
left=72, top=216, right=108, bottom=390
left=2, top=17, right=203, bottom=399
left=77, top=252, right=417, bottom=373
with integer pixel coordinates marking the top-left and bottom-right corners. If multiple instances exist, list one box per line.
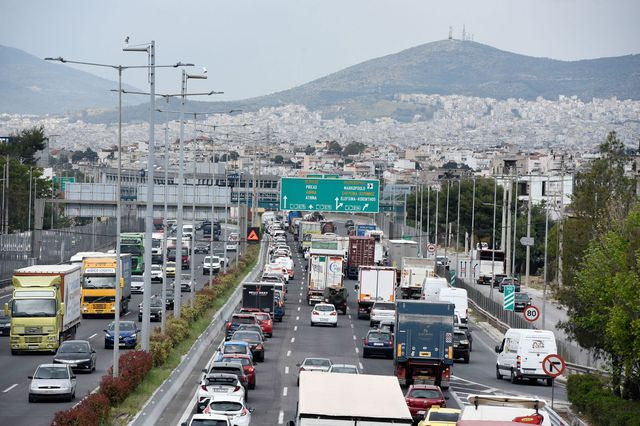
left=462, top=24, right=466, bottom=41
left=448, top=26, right=453, bottom=40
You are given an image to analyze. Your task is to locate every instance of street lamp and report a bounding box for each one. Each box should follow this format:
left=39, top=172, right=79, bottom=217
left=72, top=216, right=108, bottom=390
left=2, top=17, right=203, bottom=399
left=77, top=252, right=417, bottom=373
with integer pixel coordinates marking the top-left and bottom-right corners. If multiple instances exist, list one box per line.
left=44, top=52, right=192, bottom=371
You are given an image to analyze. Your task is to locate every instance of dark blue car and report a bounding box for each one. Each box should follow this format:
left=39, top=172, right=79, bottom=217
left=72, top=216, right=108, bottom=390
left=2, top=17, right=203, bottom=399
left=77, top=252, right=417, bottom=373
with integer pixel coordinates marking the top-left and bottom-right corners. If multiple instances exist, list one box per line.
left=362, top=329, right=393, bottom=358
left=104, top=320, right=139, bottom=349
left=273, top=294, right=285, bottom=322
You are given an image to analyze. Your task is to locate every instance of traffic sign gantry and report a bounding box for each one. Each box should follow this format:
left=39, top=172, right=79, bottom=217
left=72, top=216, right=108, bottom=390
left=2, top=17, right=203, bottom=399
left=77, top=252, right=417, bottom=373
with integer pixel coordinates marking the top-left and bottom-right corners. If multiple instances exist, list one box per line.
left=503, top=285, right=515, bottom=311
left=542, top=354, right=566, bottom=378
left=280, top=177, right=380, bottom=213
left=523, top=305, right=540, bottom=322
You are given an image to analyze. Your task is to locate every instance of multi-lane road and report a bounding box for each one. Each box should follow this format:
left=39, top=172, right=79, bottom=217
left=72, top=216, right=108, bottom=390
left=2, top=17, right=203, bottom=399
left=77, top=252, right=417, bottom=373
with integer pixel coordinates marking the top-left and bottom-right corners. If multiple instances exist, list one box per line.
left=157, top=221, right=569, bottom=426
left=0, top=232, right=237, bottom=426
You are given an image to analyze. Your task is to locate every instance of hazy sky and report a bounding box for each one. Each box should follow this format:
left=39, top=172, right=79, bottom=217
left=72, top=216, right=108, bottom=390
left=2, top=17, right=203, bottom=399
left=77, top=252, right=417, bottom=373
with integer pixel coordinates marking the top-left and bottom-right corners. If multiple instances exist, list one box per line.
left=1, top=0, right=639, bottom=101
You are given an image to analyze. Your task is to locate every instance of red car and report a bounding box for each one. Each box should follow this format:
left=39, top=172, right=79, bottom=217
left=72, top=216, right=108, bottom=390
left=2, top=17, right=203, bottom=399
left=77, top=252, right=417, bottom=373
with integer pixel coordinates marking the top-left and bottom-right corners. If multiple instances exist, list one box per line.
left=240, top=309, right=273, bottom=337
left=220, top=353, right=256, bottom=389
left=404, top=384, right=447, bottom=421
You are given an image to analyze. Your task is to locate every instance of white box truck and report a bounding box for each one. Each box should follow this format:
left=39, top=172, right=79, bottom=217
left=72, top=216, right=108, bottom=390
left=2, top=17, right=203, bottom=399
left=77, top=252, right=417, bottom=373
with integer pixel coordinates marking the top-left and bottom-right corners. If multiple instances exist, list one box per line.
left=439, top=287, right=469, bottom=324
left=307, top=248, right=344, bottom=305
left=400, top=257, right=436, bottom=299
left=387, top=240, right=418, bottom=270
left=356, top=266, right=396, bottom=319
left=365, top=230, right=385, bottom=265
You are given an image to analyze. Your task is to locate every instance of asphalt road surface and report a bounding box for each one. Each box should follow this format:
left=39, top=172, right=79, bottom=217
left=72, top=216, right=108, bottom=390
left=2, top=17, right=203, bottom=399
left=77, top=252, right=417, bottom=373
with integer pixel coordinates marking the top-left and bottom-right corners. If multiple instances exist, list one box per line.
left=0, top=229, right=238, bottom=426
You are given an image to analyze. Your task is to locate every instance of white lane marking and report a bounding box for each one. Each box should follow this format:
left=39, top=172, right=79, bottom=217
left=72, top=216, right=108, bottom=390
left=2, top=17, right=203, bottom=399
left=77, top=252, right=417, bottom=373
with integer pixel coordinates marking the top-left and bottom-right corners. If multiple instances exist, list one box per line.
left=291, top=337, right=295, bottom=343
left=299, top=298, right=302, bottom=303
left=294, top=325, right=298, bottom=331
left=352, top=335, right=356, bottom=340
left=3, top=384, right=18, bottom=393
left=285, top=366, right=289, bottom=374
left=358, top=362, right=364, bottom=371
left=296, top=316, right=299, bottom=321
left=297, top=307, right=300, bottom=311
left=88, top=333, right=97, bottom=339
left=0, top=293, right=11, bottom=300
left=350, top=323, right=354, bottom=329
left=348, top=314, right=351, bottom=319
left=355, top=347, right=359, bottom=354
left=283, top=387, right=288, bottom=396
left=278, top=410, right=284, bottom=424
left=286, top=350, right=291, bottom=357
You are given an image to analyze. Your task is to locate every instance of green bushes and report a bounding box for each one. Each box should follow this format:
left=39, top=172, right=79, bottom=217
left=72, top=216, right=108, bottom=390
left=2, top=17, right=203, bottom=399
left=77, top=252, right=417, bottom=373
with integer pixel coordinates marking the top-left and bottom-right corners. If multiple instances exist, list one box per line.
left=567, top=374, right=640, bottom=426
left=52, top=393, right=111, bottom=426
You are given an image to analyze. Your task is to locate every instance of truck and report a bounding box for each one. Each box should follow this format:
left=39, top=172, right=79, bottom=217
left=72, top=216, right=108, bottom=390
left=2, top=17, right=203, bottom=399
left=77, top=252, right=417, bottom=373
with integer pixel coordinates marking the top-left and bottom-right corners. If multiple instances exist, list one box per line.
left=346, top=237, right=375, bottom=279
left=298, top=221, right=322, bottom=254
left=422, top=276, right=449, bottom=301
left=306, top=248, right=344, bottom=305
left=290, top=372, right=412, bottom=426
left=242, top=283, right=275, bottom=315
left=400, top=257, right=436, bottom=299
left=287, top=211, right=302, bottom=228
left=394, top=300, right=455, bottom=389
left=365, top=230, right=385, bottom=265
left=471, top=248, right=506, bottom=285
left=291, top=217, right=303, bottom=238
left=7, top=265, right=82, bottom=354
left=356, top=266, right=396, bottom=319
left=120, top=232, right=145, bottom=274
left=81, top=255, right=132, bottom=317
left=387, top=240, right=419, bottom=270
left=320, top=220, right=335, bottom=234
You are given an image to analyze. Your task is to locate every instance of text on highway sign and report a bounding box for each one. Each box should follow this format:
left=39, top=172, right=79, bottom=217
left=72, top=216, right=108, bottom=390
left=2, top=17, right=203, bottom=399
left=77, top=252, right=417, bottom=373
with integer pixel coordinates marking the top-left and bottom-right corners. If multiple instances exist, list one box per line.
left=520, top=236, right=535, bottom=246
left=280, top=177, right=380, bottom=213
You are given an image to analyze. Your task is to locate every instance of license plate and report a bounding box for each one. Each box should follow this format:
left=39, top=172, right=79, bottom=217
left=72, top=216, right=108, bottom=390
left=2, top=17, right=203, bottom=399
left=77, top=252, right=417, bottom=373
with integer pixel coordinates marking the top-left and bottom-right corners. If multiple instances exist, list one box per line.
left=119, top=343, right=127, bottom=347
left=213, top=387, right=228, bottom=392
left=319, top=318, right=327, bottom=321
left=373, top=343, right=384, bottom=346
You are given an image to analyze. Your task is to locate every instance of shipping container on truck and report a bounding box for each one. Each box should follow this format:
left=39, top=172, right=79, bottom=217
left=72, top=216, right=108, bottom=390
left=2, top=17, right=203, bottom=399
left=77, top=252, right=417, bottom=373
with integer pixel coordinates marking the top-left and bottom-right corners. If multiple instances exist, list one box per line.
left=400, top=257, right=436, bottom=299
left=356, top=266, right=396, bottom=319
left=394, top=300, right=455, bottom=389
left=346, top=236, right=375, bottom=279
left=365, top=230, right=385, bottom=265
left=306, top=248, right=344, bottom=306
left=7, top=265, right=82, bottom=354
left=242, top=283, right=275, bottom=315
left=81, top=255, right=132, bottom=317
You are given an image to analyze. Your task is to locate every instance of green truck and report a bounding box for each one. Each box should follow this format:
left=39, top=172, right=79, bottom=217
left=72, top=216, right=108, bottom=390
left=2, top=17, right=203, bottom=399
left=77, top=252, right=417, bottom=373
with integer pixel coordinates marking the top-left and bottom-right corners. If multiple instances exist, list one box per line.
left=121, top=232, right=145, bottom=275
left=6, top=264, right=82, bottom=354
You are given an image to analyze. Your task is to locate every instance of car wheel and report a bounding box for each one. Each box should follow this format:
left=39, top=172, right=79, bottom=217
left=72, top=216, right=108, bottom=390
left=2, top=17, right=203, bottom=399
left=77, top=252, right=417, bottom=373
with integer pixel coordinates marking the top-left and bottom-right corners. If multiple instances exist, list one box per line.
left=369, top=321, right=374, bottom=327
left=510, top=369, right=518, bottom=384
left=310, top=322, right=314, bottom=327
left=28, top=394, right=34, bottom=403
left=495, top=366, right=502, bottom=380
left=362, top=349, right=368, bottom=358
left=332, top=323, right=337, bottom=328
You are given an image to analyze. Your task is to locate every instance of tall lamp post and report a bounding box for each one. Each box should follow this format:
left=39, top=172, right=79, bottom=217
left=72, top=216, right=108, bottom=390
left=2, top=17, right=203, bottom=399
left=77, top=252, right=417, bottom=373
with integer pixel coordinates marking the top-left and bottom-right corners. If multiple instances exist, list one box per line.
left=45, top=53, right=193, bottom=371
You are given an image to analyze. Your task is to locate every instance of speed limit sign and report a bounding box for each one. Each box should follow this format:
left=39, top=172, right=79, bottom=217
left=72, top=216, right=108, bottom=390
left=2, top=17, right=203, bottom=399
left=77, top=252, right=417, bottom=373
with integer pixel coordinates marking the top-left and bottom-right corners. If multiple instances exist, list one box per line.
left=523, top=305, right=540, bottom=322
left=427, top=244, right=436, bottom=254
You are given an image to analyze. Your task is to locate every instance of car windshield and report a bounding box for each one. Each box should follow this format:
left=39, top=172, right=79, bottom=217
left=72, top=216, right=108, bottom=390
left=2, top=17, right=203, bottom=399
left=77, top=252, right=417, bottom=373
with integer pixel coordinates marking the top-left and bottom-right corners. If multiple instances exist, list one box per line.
left=410, top=389, right=442, bottom=399
left=34, top=366, right=69, bottom=379
left=315, top=305, right=335, bottom=312
left=204, top=376, right=236, bottom=386
left=209, top=401, right=243, bottom=412
left=223, top=344, right=247, bottom=354
left=12, top=299, right=56, bottom=317
left=108, top=322, right=135, bottom=331
left=58, top=342, right=89, bottom=353
left=121, top=244, right=142, bottom=255
left=373, top=303, right=395, bottom=310
left=331, top=366, right=357, bottom=373
left=429, top=412, right=460, bottom=421
left=304, top=359, right=331, bottom=367
left=454, top=332, right=467, bottom=341
left=367, top=331, right=391, bottom=342
left=152, top=265, right=161, bottom=271
left=211, top=366, right=242, bottom=375
left=83, top=276, right=116, bottom=289
left=222, top=357, right=251, bottom=366
left=190, top=420, right=229, bottom=426
left=150, top=298, right=163, bottom=307
left=205, top=256, right=220, bottom=263
left=515, top=293, right=530, bottom=300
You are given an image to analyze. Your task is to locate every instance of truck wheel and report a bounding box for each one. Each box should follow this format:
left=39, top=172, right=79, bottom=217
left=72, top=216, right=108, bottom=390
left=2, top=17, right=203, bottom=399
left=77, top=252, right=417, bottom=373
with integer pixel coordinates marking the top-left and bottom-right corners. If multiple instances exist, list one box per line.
left=495, top=366, right=502, bottom=380
left=362, top=349, right=368, bottom=358
left=510, top=370, right=518, bottom=384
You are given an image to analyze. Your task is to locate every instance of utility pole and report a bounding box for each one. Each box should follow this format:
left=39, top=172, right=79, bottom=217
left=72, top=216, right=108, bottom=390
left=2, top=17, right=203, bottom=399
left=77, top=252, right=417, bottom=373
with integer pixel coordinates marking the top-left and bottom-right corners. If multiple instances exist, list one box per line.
left=505, top=176, right=512, bottom=276
left=419, top=183, right=423, bottom=256
left=434, top=187, right=439, bottom=249
left=426, top=185, right=431, bottom=245
left=113, top=66, right=123, bottom=376
left=490, top=176, right=497, bottom=299
left=444, top=180, right=450, bottom=261
left=161, top=103, right=169, bottom=333
left=558, top=159, right=565, bottom=287
left=174, top=70, right=187, bottom=319
left=525, top=173, right=532, bottom=288
left=403, top=192, right=407, bottom=230
left=189, top=116, right=198, bottom=307
left=542, top=174, right=550, bottom=329
left=28, top=167, right=33, bottom=232
left=455, top=179, right=461, bottom=279
left=470, top=177, right=476, bottom=251
left=500, top=175, right=507, bottom=251
left=511, top=174, right=519, bottom=276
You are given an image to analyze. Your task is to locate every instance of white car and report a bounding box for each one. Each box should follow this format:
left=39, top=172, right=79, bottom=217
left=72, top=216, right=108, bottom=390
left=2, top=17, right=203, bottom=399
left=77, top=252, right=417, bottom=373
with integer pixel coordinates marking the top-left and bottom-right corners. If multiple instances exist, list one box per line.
left=150, top=264, right=163, bottom=282
left=274, top=256, right=294, bottom=278
left=310, top=303, right=338, bottom=327
left=196, top=373, right=246, bottom=413
left=131, top=277, right=144, bottom=294
left=225, top=242, right=238, bottom=251
left=329, top=364, right=360, bottom=374
left=28, top=364, right=76, bottom=402
left=369, top=301, right=396, bottom=327
left=182, top=413, right=231, bottom=426
left=203, top=255, right=222, bottom=275
left=202, top=394, right=253, bottom=426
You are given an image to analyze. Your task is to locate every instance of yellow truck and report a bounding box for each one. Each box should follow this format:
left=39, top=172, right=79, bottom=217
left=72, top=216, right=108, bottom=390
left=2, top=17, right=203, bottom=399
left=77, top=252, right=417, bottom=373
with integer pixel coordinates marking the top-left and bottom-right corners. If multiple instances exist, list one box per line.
left=6, top=265, right=82, bottom=354
left=81, top=255, right=132, bottom=317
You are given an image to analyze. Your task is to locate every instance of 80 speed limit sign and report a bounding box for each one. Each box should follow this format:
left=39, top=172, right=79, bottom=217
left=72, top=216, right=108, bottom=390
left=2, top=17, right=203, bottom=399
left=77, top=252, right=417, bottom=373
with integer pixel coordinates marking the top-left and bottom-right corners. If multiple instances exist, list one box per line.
left=523, top=305, right=540, bottom=322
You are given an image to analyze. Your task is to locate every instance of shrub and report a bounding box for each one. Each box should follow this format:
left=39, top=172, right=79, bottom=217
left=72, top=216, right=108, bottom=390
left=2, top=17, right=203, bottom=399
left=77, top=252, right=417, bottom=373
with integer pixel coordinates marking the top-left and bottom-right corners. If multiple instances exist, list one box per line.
left=52, top=392, right=111, bottom=426
left=150, top=335, right=171, bottom=367
left=165, top=317, right=189, bottom=346
left=99, top=374, right=129, bottom=405
left=119, top=350, right=152, bottom=388
left=567, top=374, right=640, bottom=426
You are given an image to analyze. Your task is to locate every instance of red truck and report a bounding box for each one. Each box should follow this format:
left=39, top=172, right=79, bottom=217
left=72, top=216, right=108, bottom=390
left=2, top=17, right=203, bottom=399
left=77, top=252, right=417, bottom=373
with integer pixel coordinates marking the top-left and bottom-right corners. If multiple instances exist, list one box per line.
left=346, top=236, right=375, bottom=279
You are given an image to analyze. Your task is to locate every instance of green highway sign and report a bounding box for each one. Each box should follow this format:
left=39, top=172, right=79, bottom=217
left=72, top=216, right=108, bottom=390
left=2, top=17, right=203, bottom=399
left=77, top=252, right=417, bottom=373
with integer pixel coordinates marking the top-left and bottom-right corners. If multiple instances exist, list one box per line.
left=503, top=285, right=515, bottom=311
left=53, top=176, right=76, bottom=192
left=280, top=177, right=380, bottom=213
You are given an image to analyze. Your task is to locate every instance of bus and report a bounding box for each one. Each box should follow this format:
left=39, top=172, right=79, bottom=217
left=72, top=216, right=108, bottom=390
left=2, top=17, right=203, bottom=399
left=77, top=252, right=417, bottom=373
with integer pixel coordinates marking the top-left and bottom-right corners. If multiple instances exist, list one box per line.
left=120, top=232, right=145, bottom=275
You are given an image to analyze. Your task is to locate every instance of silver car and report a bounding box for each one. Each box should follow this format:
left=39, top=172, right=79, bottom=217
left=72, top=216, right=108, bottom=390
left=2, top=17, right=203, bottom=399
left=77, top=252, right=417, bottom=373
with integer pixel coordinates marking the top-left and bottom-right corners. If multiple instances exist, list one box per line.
left=28, top=363, right=76, bottom=402
left=296, top=357, right=332, bottom=386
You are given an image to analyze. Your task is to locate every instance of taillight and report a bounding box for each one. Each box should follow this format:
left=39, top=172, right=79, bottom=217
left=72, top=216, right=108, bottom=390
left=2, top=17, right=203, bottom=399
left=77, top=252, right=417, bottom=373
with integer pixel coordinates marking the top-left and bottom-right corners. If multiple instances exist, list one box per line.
left=512, top=413, right=544, bottom=424
left=201, top=385, right=208, bottom=391
left=364, top=339, right=369, bottom=345
left=299, top=367, right=305, bottom=372
left=330, top=311, right=337, bottom=316
left=516, top=355, right=521, bottom=369
left=247, top=366, right=254, bottom=373
left=226, top=323, right=231, bottom=329
left=234, top=385, right=241, bottom=392
left=312, top=311, right=319, bottom=315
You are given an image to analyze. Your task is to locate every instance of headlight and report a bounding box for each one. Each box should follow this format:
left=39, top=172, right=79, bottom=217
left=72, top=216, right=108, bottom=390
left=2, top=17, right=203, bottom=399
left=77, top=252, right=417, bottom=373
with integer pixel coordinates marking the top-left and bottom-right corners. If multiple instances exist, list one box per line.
left=105, top=333, right=111, bottom=338
left=130, top=333, right=137, bottom=338
left=76, top=359, right=91, bottom=363
left=48, top=335, right=58, bottom=341
left=461, top=340, right=469, bottom=345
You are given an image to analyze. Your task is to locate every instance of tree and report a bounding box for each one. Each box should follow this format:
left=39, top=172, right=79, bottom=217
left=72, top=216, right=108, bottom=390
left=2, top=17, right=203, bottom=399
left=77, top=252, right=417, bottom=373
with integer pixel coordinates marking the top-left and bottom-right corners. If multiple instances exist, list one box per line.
left=304, top=145, right=315, bottom=155
left=343, top=142, right=366, bottom=156
left=326, top=141, right=342, bottom=155
left=273, top=155, right=283, bottom=164
left=0, top=125, right=47, bottom=165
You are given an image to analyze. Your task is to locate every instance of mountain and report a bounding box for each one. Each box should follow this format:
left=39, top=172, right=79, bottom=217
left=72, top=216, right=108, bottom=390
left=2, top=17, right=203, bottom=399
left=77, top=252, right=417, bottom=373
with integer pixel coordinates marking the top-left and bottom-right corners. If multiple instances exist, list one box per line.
left=0, top=44, right=142, bottom=115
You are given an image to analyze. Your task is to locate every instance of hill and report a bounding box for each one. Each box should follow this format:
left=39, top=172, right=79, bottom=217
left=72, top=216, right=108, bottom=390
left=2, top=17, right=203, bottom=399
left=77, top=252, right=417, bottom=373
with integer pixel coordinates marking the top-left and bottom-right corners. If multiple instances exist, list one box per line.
left=0, top=44, right=142, bottom=115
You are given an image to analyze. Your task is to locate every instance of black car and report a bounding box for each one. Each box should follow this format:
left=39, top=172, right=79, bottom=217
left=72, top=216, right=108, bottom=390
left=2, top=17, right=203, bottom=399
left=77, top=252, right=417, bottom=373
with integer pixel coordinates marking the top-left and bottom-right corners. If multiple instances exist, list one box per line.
left=362, top=329, right=393, bottom=358
left=453, top=330, right=470, bottom=363
left=53, top=340, right=97, bottom=373
left=194, top=242, right=210, bottom=254
left=454, top=327, right=473, bottom=351
left=0, top=301, right=11, bottom=336
left=165, top=288, right=175, bottom=310
left=231, top=330, right=265, bottom=362
left=499, top=277, right=521, bottom=293
left=514, top=292, right=532, bottom=312
left=138, top=296, right=163, bottom=322
left=345, top=219, right=354, bottom=228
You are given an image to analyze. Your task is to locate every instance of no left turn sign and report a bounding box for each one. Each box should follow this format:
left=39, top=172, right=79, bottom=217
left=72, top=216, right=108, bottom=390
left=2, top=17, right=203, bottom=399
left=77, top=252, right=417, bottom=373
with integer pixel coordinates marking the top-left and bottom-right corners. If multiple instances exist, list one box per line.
left=542, top=354, right=566, bottom=378
left=523, top=305, right=540, bottom=322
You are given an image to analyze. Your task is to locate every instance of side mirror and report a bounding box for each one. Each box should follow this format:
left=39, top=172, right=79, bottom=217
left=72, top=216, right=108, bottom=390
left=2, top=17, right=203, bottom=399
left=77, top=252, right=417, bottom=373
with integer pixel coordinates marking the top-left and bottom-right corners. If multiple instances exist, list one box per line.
left=103, top=329, right=108, bottom=333
left=202, top=368, right=207, bottom=373
left=445, top=396, right=450, bottom=400
left=296, top=363, right=301, bottom=367
left=249, top=408, right=255, bottom=413
left=494, top=345, right=501, bottom=353
left=354, top=285, right=359, bottom=290
left=71, top=375, right=76, bottom=379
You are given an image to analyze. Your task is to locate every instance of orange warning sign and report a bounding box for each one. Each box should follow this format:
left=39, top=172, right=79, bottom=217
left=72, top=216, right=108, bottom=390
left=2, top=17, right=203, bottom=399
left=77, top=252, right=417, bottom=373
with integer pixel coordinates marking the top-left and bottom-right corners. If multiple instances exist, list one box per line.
left=246, top=227, right=260, bottom=242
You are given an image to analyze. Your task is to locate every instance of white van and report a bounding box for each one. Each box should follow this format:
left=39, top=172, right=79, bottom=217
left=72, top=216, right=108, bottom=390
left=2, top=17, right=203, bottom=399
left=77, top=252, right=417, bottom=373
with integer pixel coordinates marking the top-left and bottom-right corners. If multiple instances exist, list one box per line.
left=439, top=288, right=468, bottom=324
left=461, top=394, right=550, bottom=425
left=422, top=276, right=449, bottom=301
left=495, top=329, right=557, bottom=385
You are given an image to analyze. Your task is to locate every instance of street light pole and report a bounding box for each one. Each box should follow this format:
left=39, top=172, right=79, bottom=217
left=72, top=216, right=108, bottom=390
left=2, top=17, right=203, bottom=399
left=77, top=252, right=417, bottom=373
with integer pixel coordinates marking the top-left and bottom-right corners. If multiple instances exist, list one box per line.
left=455, top=179, right=461, bottom=283
left=542, top=174, right=550, bottom=329
left=490, top=176, right=497, bottom=299
left=114, top=66, right=123, bottom=376
left=161, top=102, right=170, bottom=333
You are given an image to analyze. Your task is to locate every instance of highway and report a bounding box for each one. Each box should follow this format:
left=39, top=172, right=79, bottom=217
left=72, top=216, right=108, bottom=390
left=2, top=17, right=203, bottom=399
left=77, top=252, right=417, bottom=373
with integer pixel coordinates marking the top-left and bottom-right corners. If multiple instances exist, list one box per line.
left=0, top=229, right=237, bottom=426
left=159, top=221, right=568, bottom=426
